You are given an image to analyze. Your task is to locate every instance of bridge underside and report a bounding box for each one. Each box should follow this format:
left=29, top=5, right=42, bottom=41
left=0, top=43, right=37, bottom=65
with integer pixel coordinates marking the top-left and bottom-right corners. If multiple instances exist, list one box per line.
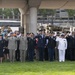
left=40, top=0, right=75, bottom=9
left=0, top=0, right=75, bottom=9
left=0, top=0, right=26, bottom=8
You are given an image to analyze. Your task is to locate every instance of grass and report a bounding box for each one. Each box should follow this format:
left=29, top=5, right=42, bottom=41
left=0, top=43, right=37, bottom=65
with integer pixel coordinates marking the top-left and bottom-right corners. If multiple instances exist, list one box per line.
left=0, top=61, right=75, bottom=75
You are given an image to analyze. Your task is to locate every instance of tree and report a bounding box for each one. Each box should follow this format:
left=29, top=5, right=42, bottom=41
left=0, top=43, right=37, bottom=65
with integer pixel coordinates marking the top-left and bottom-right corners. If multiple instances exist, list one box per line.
left=3, top=8, right=12, bottom=18
left=48, top=9, right=55, bottom=25
left=66, top=9, right=75, bottom=21
left=66, top=9, right=75, bottom=17
left=38, top=9, right=55, bottom=16
left=38, top=9, right=55, bottom=25
left=13, top=9, right=20, bottom=15
left=0, top=9, right=3, bottom=15
left=0, top=8, right=20, bottom=19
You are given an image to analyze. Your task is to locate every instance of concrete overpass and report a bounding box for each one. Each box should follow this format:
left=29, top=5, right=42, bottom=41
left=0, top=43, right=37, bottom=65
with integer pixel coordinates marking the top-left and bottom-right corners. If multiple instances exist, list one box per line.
left=0, top=0, right=75, bottom=34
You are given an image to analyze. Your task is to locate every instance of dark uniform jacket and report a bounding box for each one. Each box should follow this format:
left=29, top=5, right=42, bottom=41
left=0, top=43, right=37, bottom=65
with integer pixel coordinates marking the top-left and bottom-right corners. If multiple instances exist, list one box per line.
left=66, top=36, right=75, bottom=49
left=27, top=37, right=35, bottom=50
left=36, top=34, right=45, bottom=48
left=46, top=36, right=56, bottom=49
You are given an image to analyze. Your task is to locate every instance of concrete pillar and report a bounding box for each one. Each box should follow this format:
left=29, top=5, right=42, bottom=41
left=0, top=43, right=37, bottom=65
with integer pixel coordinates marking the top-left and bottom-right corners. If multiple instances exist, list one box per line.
left=29, top=7, right=37, bottom=34
left=23, top=15, right=27, bottom=36
left=20, top=13, right=24, bottom=27
left=26, top=14, right=30, bottom=33
left=20, top=13, right=27, bottom=35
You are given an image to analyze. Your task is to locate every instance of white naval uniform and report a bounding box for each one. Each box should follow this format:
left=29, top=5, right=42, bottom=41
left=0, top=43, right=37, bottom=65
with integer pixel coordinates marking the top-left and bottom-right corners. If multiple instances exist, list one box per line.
left=56, top=37, right=67, bottom=62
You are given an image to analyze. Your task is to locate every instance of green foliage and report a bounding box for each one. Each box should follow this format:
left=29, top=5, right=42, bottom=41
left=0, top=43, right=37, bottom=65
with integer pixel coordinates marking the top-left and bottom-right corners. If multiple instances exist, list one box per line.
left=48, top=9, right=55, bottom=15
left=38, top=9, right=55, bottom=25
left=0, top=61, right=75, bottom=75
left=0, top=8, right=20, bottom=18
left=66, top=9, right=75, bottom=17
left=3, top=8, right=12, bottom=17
left=0, top=9, right=3, bottom=15
left=13, top=9, right=20, bottom=15
left=38, top=9, right=55, bottom=16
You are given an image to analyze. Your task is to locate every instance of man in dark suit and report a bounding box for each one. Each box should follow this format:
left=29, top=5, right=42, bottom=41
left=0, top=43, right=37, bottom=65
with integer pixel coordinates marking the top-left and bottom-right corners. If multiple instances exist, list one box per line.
left=66, top=34, right=72, bottom=60
left=15, top=32, right=20, bottom=61
left=67, top=32, right=75, bottom=61
left=44, top=33, right=49, bottom=61
left=15, top=39, right=20, bottom=61
left=26, top=33, right=30, bottom=61
left=36, top=30, right=45, bottom=61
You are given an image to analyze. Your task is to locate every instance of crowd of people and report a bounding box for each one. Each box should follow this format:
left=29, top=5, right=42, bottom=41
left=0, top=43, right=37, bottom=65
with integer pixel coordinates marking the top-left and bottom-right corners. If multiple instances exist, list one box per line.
left=0, top=27, right=75, bottom=63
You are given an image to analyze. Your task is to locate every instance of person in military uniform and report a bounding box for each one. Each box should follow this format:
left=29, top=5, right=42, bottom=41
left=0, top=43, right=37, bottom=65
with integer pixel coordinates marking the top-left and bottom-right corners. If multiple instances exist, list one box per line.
left=44, top=33, right=49, bottom=61
left=8, top=32, right=17, bottom=62
left=15, top=31, right=20, bottom=61
left=68, top=32, right=75, bottom=61
left=46, top=32, right=56, bottom=61
left=36, top=30, right=45, bottom=61
left=19, top=33, right=27, bottom=62
left=56, top=34, right=67, bottom=62
left=26, top=33, right=30, bottom=61
left=27, top=33, right=35, bottom=61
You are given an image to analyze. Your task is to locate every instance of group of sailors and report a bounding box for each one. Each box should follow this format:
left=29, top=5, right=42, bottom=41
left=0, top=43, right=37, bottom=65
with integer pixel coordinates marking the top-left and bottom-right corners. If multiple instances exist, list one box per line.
left=0, top=29, right=75, bottom=63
